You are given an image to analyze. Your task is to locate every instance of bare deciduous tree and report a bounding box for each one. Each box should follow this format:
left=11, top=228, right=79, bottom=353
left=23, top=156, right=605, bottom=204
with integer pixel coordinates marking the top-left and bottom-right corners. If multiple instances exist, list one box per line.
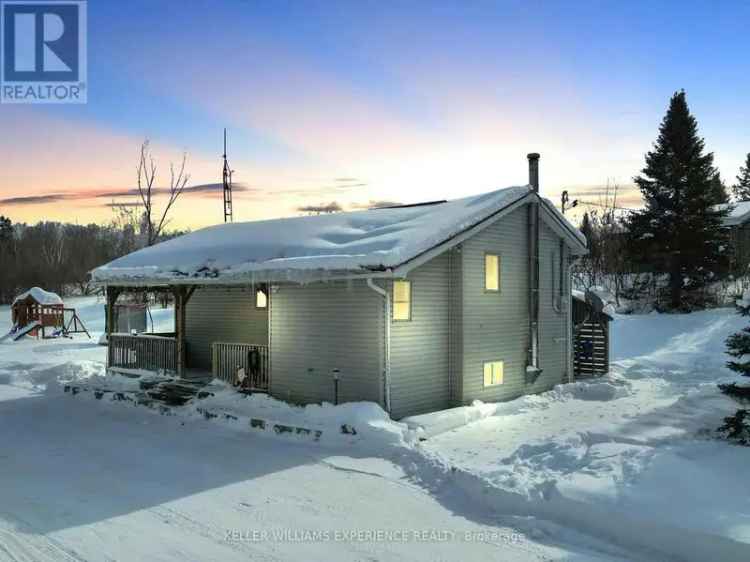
left=137, top=140, right=190, bottom=246
left=572, top=180, right=634, bottom=307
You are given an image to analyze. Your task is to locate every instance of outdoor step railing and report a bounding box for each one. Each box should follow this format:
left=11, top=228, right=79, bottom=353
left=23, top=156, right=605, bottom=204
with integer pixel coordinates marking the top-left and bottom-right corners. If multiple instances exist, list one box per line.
left=211, top=342, right=269, bottom=391
left=108, top=333, right=177, bottom=375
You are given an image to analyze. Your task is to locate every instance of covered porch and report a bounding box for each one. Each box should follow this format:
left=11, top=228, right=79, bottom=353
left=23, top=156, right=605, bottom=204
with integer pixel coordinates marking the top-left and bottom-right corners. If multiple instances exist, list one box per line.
left=104, top=285, right=269, bottom=391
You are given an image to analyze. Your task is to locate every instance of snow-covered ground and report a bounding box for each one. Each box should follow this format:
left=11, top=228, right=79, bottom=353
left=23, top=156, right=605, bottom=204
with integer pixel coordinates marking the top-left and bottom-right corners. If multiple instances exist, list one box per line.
left=1, top=299, right=749, bottom=560
left=423, top=309, right=750, bottom=560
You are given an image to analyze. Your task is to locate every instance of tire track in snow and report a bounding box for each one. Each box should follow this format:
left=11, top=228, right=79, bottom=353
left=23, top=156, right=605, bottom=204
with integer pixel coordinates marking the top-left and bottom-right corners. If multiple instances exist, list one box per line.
left=147, top=505, right=280, bottom=561
left=0, top=528, right=84, bottom=562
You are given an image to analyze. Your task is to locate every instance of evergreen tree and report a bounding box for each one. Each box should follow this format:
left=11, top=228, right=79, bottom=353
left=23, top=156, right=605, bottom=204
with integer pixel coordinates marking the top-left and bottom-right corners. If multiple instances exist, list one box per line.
left=0, top=216, right=14, bottom=303
left=710, top=171, right=729, bottom=204
left=732, top=153, right=750, bottom=201
left=627, top=90, right=729, bottom=310
left=0, top=216, right=12, bottom=244
left=720, top=295, right=750, bottom=444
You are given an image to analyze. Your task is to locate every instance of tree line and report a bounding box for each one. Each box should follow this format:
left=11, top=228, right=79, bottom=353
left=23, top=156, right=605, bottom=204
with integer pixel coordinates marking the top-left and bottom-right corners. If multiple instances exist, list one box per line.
left=0, top=212, right=138, bottom=304
left=0, top=141, right=190, bottom=305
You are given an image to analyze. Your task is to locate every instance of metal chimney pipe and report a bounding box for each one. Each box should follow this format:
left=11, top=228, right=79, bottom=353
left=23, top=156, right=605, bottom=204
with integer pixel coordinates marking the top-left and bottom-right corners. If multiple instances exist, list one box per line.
left=527, top=153, right=541, bottom=376
left=527, top=153, right=540, bottom=192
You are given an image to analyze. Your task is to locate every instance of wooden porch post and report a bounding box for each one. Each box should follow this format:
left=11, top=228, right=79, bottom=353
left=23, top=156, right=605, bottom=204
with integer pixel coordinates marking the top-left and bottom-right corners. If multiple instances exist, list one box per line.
left=105, top=286, right=121, bottom=368
left=174, top=286, right=196, bottom=378
left=174, top=287, right=185, bottom=377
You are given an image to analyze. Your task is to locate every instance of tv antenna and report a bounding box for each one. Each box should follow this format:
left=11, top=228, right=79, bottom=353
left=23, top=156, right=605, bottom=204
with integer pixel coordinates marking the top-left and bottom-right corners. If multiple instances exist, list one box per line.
left=222, top=128, right=233, bottom=223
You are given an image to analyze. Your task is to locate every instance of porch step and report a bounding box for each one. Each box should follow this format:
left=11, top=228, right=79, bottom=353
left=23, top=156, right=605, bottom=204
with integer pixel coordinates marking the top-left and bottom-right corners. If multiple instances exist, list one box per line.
left=140, top=378, right=211, bottom=406
left=65, top=376, right=214, bottom=408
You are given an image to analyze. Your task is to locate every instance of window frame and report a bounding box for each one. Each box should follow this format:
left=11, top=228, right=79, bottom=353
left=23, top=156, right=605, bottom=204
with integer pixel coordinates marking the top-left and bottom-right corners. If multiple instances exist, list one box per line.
left=484, top=252, right=500, bottom=293
left=483, top=360, right=504, bottom=387
left=255, top=286, right=268, bottom=309
left=392, top=279, right=412, bottom=322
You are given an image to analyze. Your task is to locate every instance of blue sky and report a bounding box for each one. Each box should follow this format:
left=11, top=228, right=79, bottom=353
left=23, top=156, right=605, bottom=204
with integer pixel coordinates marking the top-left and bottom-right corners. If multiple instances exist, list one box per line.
left=1, top=0, right=749, bottom=227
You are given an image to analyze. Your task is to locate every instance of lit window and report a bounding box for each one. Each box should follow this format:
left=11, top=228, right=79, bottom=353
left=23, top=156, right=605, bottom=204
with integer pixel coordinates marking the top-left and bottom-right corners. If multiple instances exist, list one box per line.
left=485, top=254, right=499, bottom=291
left=256, top=288, right=268, bottom=309
left=483, top=361, right=504, bottom=387
left=393, top=280, right=411, bottom=321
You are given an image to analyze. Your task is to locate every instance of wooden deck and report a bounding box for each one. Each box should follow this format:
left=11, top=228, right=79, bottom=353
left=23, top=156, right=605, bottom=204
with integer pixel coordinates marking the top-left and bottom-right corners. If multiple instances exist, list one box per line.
left=211, top=342, right=269, bottom=391
left=108, top=333, right=177, bottom=374
left=107, top=334, right=268, bottom=391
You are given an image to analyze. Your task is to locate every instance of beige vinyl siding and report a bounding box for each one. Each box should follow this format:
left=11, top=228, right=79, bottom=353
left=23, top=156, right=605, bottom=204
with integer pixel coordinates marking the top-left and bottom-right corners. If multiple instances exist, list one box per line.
left=269, top=281, right=384, bottom=407
left=533, top=221, right=569, bottom=391
left=459, top=205, right=571, bottom=403
left=460, top=206, right=529, bottom=402
left=389, top=252, right=453, bottom=419
left=448, top=246, right=463, bottom=404
left=184, top=287, right=268, bottom=370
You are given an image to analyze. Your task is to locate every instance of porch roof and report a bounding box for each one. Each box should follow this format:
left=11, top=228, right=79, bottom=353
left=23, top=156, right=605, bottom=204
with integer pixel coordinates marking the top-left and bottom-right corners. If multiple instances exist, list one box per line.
left=92, top=185, right=587, bottom=287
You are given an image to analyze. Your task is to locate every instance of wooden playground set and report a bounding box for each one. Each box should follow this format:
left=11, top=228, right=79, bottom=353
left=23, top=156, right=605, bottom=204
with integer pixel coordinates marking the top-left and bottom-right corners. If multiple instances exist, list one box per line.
left=1, top=288, right=90, bottom=342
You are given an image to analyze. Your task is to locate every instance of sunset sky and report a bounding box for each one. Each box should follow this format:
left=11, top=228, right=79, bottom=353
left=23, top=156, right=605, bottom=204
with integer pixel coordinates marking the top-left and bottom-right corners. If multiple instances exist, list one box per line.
left=2, top=0, right=750, bottom=229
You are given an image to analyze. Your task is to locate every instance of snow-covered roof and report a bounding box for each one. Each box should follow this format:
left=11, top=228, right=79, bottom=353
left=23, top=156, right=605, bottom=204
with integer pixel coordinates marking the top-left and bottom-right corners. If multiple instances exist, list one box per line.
left=572, top=288, right=615, bottom=319
left=719, top=201, right=750, bottom=227
left=12, top=287, right=63, bottom=306
left=92, top=185, right=586, bottom=285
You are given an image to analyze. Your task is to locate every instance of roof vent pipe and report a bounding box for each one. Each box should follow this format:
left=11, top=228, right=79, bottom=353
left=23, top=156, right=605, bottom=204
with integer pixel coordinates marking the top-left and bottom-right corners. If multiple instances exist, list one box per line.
left=527, top=153, right=542, bottom=378
left=528, top=152, right=540, bottom=192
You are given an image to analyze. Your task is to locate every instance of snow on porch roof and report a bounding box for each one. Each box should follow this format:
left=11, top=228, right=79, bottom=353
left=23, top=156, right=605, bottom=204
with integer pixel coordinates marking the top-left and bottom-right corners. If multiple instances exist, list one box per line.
left=92, top=185, right=586, bottom=286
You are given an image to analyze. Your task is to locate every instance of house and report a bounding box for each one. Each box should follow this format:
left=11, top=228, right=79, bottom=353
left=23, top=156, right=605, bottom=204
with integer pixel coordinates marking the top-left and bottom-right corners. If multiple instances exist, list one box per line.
left=92, top=154, right=587, bottom=419
left=721, top=201, right=750, bottom=270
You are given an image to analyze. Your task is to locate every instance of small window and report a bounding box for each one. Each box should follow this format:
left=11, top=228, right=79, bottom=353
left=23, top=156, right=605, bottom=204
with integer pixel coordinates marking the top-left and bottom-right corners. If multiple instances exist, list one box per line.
left=485, top=254, right=499, bottom=291
left=393, top=280, right=411, bottom=321
left=256, top=288, right=268, bottom=309
left=483, top=361, right=504, bottom=387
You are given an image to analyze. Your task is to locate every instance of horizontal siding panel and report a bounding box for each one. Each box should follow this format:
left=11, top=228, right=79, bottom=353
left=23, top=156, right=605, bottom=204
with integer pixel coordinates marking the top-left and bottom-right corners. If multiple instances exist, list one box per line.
left=390, top=252, right=452, bottom=419
left=270, top=281, right=383, bottom=407
left=185, top=287, right=268, bottom=370
left=461, top=206, right=570, bottom=403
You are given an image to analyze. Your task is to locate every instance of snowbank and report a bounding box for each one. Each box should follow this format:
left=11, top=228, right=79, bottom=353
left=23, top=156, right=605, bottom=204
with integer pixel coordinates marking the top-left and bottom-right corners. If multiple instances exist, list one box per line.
left=402, top=401, right=499, bottom=438
left=404, top=378, right=631, bottom=439
left=182, top=382, right=421, bottom=448
left=0, top=359, right=105, bottom=393
left=63, top=373, right=420, bottom=449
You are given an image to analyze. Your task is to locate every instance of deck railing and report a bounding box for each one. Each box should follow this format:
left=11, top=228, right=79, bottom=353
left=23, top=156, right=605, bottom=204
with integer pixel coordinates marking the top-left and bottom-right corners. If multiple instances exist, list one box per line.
left=211, top=342, right=269, bottom=391
left=108, top=333, right=177, bottom=374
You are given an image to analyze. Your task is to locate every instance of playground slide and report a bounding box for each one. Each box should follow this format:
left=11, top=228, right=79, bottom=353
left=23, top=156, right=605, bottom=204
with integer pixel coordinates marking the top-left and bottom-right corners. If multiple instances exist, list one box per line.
left=3, top=321, right=41, bottom=342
